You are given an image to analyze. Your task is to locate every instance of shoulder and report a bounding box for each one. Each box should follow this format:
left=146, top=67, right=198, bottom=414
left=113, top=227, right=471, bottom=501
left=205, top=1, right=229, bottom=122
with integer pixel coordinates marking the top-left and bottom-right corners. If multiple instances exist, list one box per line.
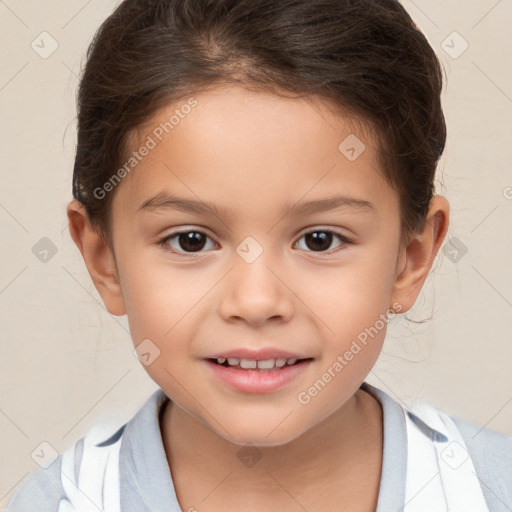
left=4, top=390, right=164, bottom=512
left=448, top=412, right=512, bottom=510
left=4, top=455, right=65, bottom=511
left=449, top=411, right=512, bottom=458
left=5, top=423, right=126, bottom=512
left=410, top=400, right=512, bottom=511
left=363, top=381, right=512, bottom=510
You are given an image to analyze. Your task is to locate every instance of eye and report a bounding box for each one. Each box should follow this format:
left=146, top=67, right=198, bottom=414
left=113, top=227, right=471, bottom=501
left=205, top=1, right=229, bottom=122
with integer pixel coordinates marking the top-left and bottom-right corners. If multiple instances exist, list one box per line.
left=157, top=230, right=217, bottom=254
left=294, top=229, right=351, bottom=253
left=157, top=228, right=351, bottom=256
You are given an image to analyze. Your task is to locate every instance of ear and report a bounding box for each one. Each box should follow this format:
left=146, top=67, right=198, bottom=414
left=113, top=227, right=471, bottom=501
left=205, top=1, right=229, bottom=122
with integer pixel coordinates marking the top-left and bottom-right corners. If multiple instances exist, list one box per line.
left=66, top=199, right=126, bottom=316
left=390, top=196, right=450, bottom=313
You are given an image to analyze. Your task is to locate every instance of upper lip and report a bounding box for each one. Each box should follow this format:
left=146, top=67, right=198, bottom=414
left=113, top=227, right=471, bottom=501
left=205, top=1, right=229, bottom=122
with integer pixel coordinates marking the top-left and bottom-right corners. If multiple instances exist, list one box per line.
left=205, top=348, right=312, bottom=361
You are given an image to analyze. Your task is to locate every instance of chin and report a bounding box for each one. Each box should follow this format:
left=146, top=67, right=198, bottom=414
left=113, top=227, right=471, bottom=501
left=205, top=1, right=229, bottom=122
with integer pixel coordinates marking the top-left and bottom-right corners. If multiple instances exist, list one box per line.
left=218, top=423, right=306, bottom=449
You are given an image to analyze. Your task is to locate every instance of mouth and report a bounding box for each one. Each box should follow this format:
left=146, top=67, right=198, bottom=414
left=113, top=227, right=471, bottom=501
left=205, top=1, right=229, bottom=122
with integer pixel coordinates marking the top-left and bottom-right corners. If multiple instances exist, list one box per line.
left=208, top=357, right=314, bottom=372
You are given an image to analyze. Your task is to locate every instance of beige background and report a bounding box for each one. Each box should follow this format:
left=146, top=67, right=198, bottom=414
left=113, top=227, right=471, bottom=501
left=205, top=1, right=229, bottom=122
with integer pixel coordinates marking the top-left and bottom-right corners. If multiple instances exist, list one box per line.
left=1, top=0, right=511, bottom=504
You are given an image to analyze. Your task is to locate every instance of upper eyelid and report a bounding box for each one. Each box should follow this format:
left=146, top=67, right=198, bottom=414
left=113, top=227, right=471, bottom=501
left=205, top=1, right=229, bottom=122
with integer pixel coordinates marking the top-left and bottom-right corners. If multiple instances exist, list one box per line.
left=162, top=226, right=348, bottom=239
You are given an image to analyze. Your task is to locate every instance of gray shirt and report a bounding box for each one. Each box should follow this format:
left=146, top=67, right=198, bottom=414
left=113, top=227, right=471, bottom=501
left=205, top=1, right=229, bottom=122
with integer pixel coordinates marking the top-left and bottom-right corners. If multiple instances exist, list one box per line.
left=6, top=381, right=512, bottom=511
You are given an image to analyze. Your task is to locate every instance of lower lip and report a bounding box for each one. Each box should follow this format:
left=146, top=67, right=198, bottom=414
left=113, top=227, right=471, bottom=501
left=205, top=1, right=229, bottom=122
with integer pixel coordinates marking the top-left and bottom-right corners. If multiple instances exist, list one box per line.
left=203, top=359, right=313, bottom=394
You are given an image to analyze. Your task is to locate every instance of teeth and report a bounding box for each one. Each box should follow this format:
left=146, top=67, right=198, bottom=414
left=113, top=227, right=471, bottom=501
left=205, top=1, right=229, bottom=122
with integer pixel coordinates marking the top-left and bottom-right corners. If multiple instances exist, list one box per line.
left=257, top=359, right=275, bottom=369
left=217, top=357, right=302, bottom=369
left=240, top=359, right=257, bottom=369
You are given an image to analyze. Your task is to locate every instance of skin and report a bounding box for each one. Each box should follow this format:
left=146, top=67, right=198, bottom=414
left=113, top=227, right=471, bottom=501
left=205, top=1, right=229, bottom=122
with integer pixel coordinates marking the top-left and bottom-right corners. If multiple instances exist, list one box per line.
left=67, top=84, right=449, bottom=511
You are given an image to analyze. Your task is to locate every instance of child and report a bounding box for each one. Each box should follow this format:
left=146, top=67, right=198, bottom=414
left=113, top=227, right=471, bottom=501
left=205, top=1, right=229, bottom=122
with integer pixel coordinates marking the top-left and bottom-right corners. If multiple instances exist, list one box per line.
left=6, top=0, right=511, bottom=510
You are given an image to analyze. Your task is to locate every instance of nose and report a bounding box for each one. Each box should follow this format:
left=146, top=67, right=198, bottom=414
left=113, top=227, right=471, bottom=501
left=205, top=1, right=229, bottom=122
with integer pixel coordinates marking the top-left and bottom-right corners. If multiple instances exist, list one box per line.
left=218, top=252, right=295, bottom=327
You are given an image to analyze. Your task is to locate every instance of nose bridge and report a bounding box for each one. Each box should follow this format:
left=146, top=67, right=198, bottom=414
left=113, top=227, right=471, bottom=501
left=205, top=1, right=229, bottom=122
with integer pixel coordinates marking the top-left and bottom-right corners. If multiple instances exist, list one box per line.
left=218, top=237, right=294, bottom=325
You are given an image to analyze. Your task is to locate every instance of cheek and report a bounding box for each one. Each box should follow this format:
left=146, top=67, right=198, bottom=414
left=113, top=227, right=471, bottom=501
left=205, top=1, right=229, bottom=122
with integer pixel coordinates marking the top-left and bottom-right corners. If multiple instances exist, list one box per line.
left=294, top=248, right=397, bottom=385
left=119, top=265, right=207, bottom=386
left=301, top=252, right=396, bottom=328
left=119, top=255, right=212, bottom=345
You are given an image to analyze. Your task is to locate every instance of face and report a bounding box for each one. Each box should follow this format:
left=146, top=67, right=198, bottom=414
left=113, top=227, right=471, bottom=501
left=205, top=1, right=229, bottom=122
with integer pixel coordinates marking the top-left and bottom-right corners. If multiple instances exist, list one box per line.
left=108, top=85, right=403, bottom=446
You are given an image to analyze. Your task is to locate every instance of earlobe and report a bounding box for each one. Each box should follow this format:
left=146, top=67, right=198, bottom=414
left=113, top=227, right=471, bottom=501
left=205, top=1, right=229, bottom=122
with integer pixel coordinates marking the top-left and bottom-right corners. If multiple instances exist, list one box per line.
left=390, top=196, right=450, bottom=313
left=66, top=200, right=126, bottom=316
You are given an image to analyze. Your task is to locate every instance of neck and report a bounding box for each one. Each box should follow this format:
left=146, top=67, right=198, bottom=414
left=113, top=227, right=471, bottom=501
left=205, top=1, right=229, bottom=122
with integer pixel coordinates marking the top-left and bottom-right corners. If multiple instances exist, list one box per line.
left=160, top=387, right=383, bottom=506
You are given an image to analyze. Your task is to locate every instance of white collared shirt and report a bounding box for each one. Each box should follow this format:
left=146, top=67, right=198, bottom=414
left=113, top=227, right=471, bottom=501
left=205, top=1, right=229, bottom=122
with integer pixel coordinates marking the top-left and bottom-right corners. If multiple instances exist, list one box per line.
left=6, top=382, right=512, bottom=511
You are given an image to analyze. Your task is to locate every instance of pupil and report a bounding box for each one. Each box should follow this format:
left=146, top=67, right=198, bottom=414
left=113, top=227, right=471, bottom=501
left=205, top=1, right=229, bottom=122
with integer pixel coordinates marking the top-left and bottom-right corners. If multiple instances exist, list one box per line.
left=305, top=232, right=332, bottom=251
left=179, top=232, right=206, bottom=252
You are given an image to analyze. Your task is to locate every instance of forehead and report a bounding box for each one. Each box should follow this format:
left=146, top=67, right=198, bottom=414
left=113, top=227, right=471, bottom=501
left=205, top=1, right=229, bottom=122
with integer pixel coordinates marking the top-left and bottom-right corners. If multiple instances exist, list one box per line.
left=112, top=85, right=397, bottom=221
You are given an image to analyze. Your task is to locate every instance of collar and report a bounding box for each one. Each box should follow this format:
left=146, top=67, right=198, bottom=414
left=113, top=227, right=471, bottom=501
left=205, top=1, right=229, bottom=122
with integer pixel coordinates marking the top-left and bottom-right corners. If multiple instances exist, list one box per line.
left=118, top=388, right=181, bottom=511
left=403, top=399, right=450, bottom=442
left=117, top=382, right=440, bottom=512
left=362, top=381, right=449, bottom=442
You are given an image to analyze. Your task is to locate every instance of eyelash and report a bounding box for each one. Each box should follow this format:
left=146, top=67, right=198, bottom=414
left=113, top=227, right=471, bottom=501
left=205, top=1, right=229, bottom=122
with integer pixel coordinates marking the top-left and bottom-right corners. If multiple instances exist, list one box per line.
left=156, top=228, right=352, bottom=257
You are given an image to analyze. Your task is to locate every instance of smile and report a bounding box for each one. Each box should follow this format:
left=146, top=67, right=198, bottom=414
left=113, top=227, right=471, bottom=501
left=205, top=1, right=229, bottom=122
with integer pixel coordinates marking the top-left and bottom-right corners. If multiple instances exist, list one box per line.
left=211, top=357, right=309, bottom=371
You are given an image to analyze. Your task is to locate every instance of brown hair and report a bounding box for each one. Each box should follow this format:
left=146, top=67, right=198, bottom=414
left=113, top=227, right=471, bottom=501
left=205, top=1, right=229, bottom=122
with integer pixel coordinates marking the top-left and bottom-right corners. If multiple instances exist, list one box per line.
left=72, top=0, right=446, bottom=248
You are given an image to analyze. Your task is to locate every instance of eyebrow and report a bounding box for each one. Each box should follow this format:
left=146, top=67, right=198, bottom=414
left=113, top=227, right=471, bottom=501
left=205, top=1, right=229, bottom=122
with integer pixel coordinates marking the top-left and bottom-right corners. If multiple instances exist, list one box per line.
left=137, top=191, right=376, bottom=218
